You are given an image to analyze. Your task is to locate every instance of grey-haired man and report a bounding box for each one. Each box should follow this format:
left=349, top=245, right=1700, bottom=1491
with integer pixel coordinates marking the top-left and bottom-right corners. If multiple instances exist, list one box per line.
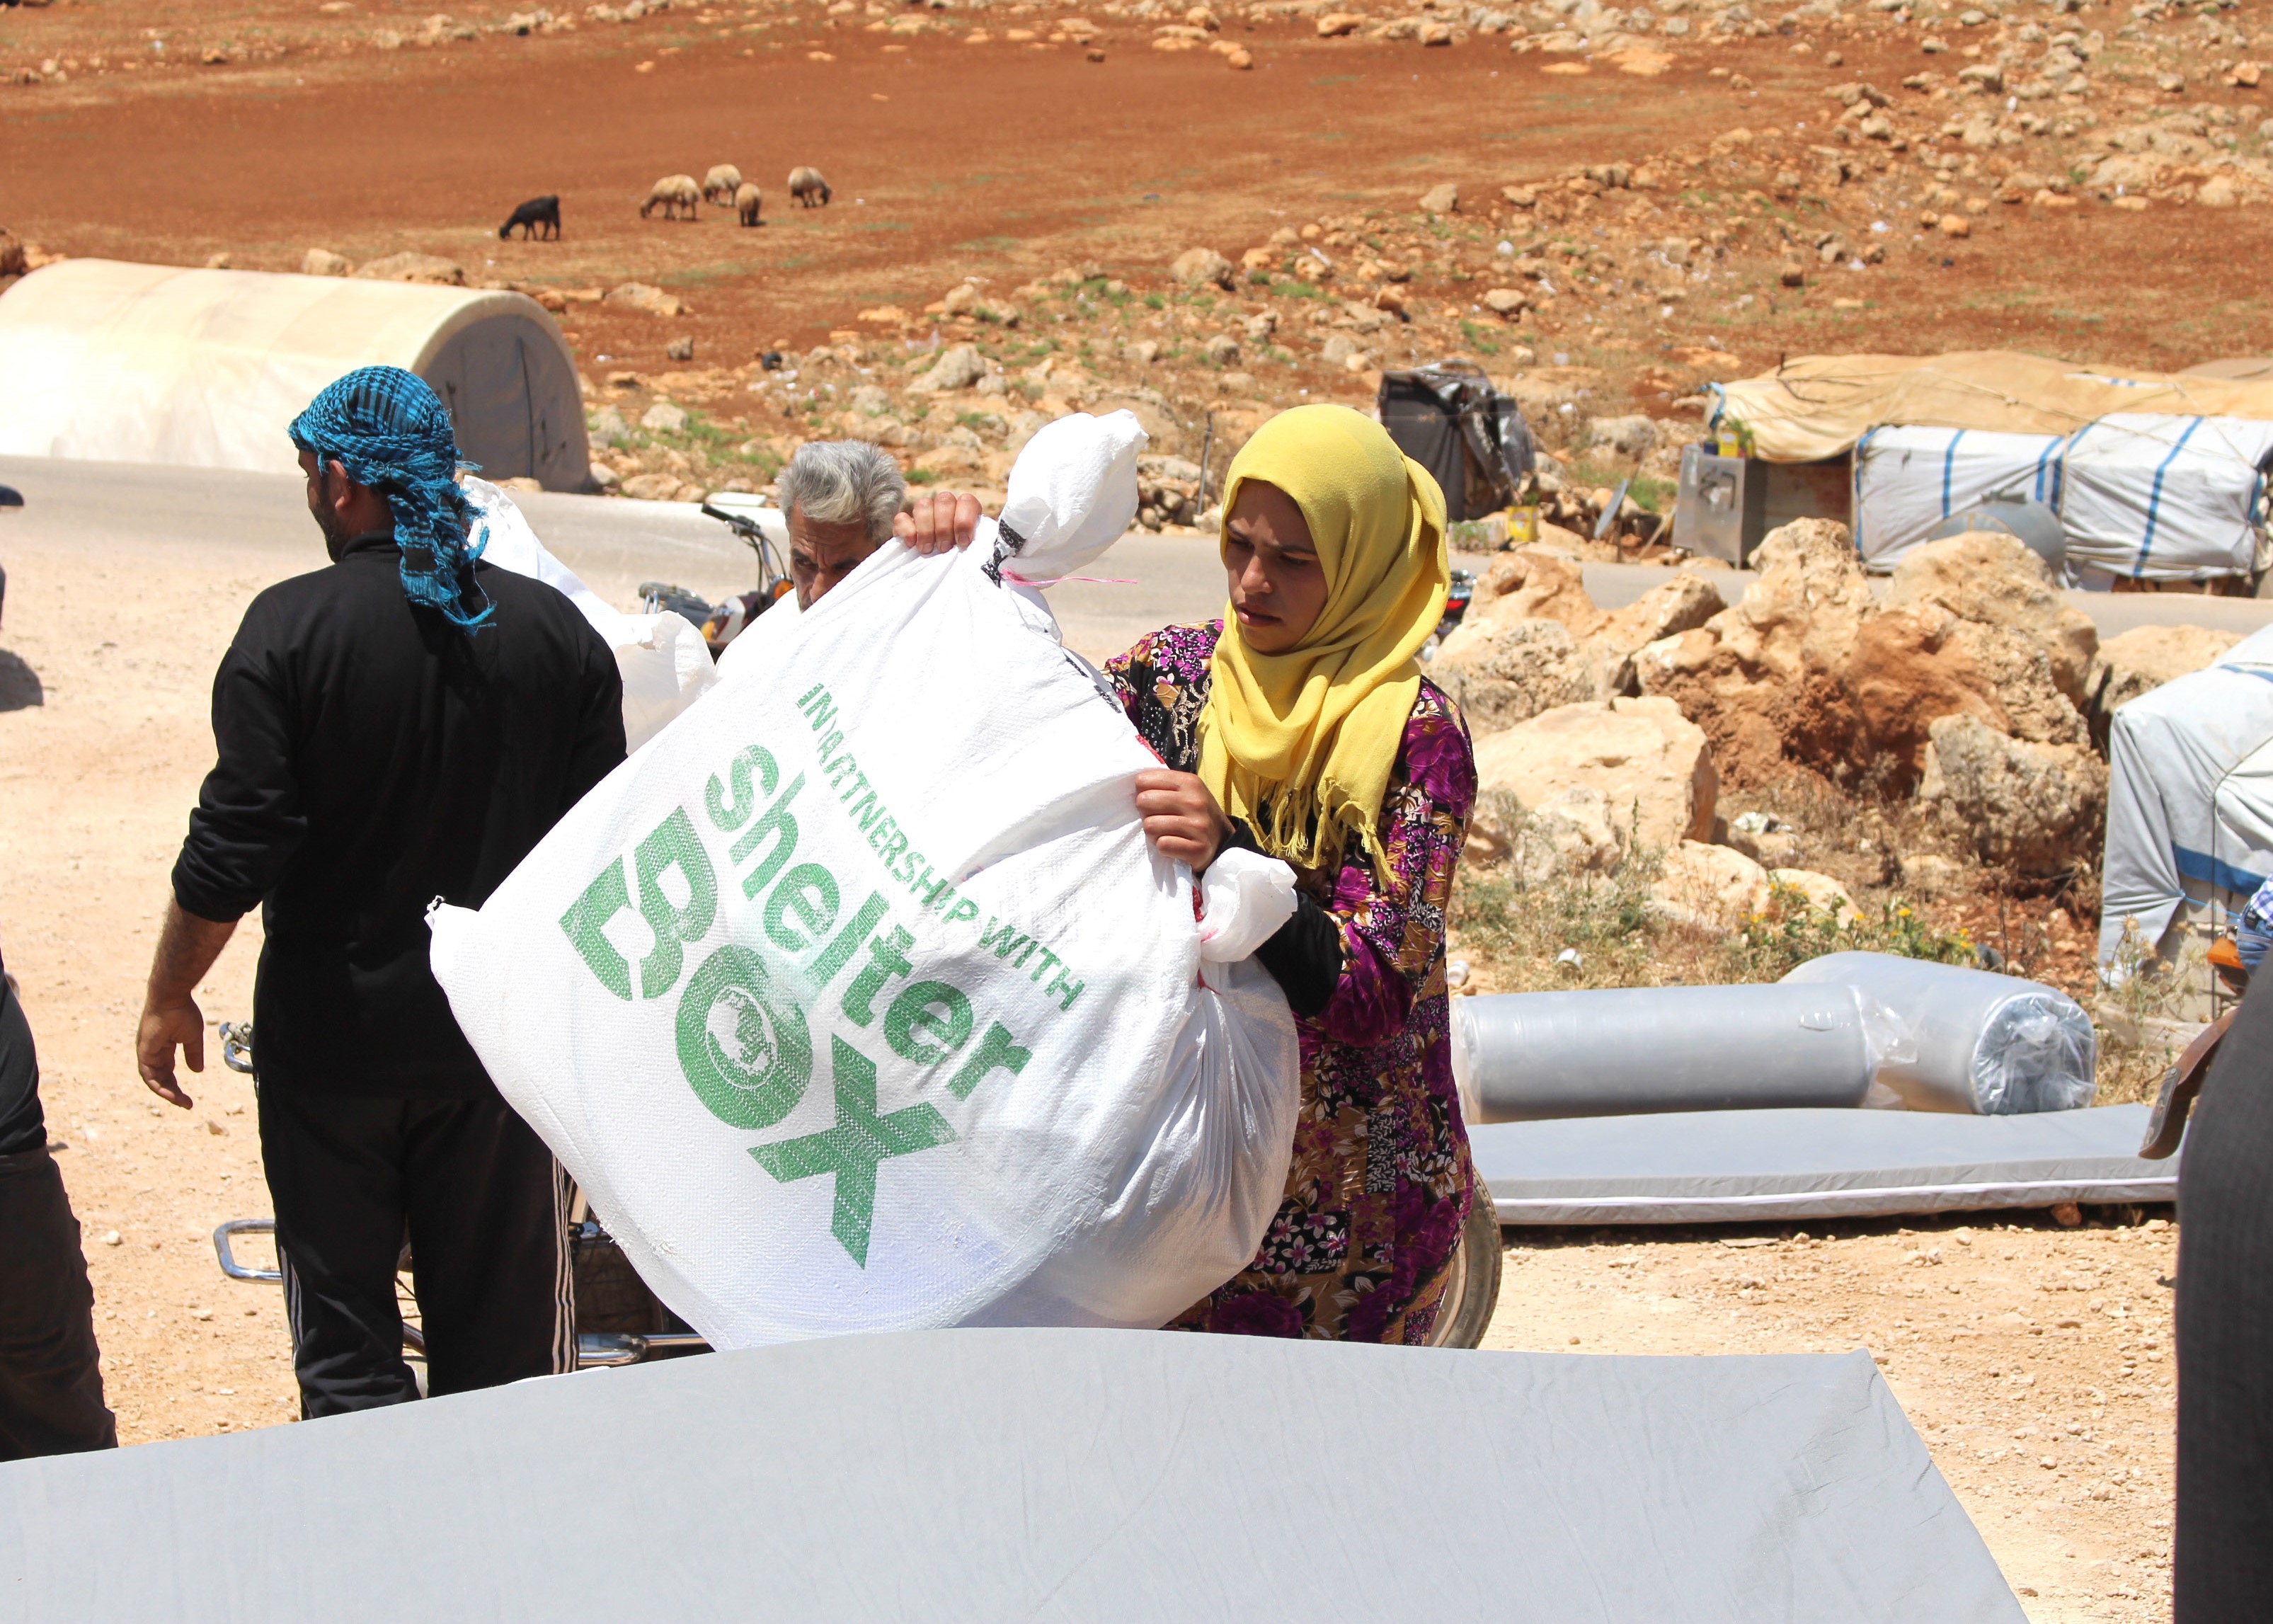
left=772, top=440, right=980, bottom=612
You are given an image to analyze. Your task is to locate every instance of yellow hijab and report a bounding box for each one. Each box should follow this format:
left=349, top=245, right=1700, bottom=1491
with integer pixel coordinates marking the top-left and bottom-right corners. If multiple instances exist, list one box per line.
left=1199, top=404, right=1448, bottom=877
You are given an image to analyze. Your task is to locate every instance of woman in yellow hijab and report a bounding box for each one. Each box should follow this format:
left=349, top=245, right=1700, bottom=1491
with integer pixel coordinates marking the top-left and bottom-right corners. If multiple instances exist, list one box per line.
left=1106, top=404, right=1482, bottom=1343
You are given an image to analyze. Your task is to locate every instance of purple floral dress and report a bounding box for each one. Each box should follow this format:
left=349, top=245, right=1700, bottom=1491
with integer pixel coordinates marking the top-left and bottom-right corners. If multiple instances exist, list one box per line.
left=1104, top=621, right=1479, bottom=1344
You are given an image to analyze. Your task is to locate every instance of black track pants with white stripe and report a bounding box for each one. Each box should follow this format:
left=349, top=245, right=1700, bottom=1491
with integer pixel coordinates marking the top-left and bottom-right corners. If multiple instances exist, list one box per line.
left=258, top=1087, right=573, bottom=1419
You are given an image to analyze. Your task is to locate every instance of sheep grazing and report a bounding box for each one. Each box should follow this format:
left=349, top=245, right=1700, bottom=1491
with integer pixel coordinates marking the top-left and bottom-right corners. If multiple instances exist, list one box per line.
left=734, top=182, right=764, bottom=227
left=639, top=174, right=701, bottom=221
left=702, top=164, right=744, bottom=207
left=498, top=195, right=561, bottom=241
left=788, top=166, right=832, bottom=208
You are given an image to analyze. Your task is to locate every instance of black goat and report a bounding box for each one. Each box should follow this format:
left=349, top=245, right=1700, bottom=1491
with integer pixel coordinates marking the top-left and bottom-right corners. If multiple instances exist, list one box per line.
left=498, top=195, right=561, bottom=241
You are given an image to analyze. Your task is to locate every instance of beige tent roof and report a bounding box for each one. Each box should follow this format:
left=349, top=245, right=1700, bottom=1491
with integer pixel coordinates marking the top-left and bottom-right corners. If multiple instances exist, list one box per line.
left=1713, top=350, right=2273, bottom=462
left=0, top=259, right=590, bottom=490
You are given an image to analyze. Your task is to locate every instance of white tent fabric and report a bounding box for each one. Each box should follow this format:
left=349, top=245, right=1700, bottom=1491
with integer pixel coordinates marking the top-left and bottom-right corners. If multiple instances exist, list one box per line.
left=1850, top=425, right=2068, bottom=570
left=2059, top=413, right=2273, bottom=583
left=0, top=259, right=591, bottom=490
left=2099, top=622, right=2273, bottom=963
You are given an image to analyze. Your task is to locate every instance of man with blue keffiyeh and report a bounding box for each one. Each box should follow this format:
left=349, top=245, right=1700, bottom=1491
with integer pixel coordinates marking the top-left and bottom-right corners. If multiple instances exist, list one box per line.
left=136, top=367, right=626, bottom=1418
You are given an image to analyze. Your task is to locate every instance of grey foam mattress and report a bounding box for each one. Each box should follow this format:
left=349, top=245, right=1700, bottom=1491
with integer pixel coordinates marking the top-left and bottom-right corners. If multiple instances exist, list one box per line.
left=0, top=1328, right=2022, bottom=1623
left=1473, top=1103, right=2177, bottom=1226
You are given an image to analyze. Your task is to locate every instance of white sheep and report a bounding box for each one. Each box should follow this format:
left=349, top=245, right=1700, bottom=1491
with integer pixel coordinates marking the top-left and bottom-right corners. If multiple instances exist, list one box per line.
left=788, top=166, right=832, bottom=208
left=702, top=164, right=743, bottom=207
left=734, top=181, right=764, bottom=227
left=639, top=173, right=700, bottom=221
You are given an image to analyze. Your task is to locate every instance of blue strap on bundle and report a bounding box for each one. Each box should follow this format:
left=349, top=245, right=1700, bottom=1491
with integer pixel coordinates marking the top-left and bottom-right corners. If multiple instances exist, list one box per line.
left=288, top=366, right=493, bottom=634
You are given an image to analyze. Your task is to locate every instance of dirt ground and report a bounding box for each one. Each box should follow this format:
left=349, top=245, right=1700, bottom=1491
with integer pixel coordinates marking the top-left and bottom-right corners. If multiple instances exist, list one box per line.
left=0, top=484, right=2177, bottom=1623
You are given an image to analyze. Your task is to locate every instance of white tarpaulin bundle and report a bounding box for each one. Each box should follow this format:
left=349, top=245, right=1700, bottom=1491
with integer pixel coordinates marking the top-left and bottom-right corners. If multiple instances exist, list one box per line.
left=430, top=414, right=1299, bottom=1346
left=2059, top=413, right=2273, bottom=582
left=464, top=477, right=718, bottom=753
left=2100, top=622, right=2273, bottom=963
left=1850, top=425, right=2067, bottom=570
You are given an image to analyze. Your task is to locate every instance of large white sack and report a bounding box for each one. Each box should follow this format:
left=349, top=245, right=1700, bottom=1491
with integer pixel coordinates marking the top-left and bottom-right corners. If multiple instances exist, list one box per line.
left=464, top=476, right=719, bottom=750
left=430, top=464, right=1297, bottom=1348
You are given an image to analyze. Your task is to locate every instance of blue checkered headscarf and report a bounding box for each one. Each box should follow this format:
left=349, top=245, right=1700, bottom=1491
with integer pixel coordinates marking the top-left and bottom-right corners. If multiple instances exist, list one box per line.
left=289, top=366, right=493, bottom=634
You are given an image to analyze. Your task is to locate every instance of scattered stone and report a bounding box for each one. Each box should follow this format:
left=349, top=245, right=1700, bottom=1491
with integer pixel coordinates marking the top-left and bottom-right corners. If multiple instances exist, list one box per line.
left=1224, top=45, right=1253, bottom=68
left=1590, top=413, right=1659, bottom=461
left=587, top=405, right=631, bottom=447
left=603, top=282, right=686, bottom=317
left=588, top=462, right=621, bottom=490
left=1431, top=616, right=1597, bottom=732
left=1768, top=867, right=1858, bottom=925
left=619, top=471, right=685, bottom=501
left=1511, top=787, right=1632, bottom=880
left=1317, top=11, right=1363, bottom=34
left=1649, top=840, right=1770, bottom=932
left=1170, top=246, right=1234, bottom=290
left=301, top=248, right=353, bottom=277
left=1896, top=852, right=1964, bottom=896
left=665, top=336, right=694, bottom=361
left=1482, top=287, right=1531, bottom=316
left=907, top=343, right=988, bottom=394
left=1418, top=182, right=1460, bottom=214
left=640, top=401, right=688, bottom=433
left=1918, top=714, right=2108, bottom=874
left=2088, top=624, right=2240, bottom=738
left=1725, top=809, right=1802, bottom=867
left=354, top=252, right=466, bottom=286
left=1471, top=696, right=1719, bottom=854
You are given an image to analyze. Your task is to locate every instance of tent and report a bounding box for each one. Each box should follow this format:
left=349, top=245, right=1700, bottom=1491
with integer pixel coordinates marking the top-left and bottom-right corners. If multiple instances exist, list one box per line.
left=0, top=1327, right=2024, bottom=1623
left=2059, top=412, right=2273, bottom=583
left=1849, top=416, right=2273, bottom=579
left=1712, top=350, right=2273, bottom=463
left=1850, top=425, right=2067, bottom=569
left=0, top=259, right=590, bottom=490
left=2100, top=622, right=2273, bottom=963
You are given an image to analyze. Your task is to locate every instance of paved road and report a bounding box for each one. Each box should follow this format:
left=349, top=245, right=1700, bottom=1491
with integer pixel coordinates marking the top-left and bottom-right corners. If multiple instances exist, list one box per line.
left=5, top=457, right=2267, bottom=661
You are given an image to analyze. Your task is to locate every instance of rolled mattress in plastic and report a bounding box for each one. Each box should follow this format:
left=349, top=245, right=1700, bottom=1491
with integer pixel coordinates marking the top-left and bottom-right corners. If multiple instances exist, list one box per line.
left=1471, top=1104, right=2175, bottom=1226
left=1450, top=983, right=1893, bottom=1124
left=1780, top=951, right=2095, bottom=1114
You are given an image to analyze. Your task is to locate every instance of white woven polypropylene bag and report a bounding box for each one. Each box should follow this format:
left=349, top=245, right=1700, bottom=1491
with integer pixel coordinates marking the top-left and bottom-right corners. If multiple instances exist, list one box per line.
left=430, top=527, right=1297, bottom=1347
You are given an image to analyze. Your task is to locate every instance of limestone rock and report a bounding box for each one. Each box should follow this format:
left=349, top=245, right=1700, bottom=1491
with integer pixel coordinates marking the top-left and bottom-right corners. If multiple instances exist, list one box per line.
left=1589, top=413, right=1659, bottom=461
left=1918, top=713, right=2108, bottom=874
left=1648, top=840, right=1770, bottom=932
left=2088, top=624, right=2240, bottom=735
left=1512, top=786, right=1630, bottom=881
left=1767, top=867, right=1858, bottom=925
left=355, top=251, right=466, bottom=286
left=1896, top=852, right=1964, bottom=897
left=1418, top=182, right=1460, bottom=214
left=619, top=471, right=686, bottom=501
left=907, top=343, right=988, bottom=394
left=1725, top=809, right=1802, bottom=867
left=1467, top=547, right=1605, bottom=638
left=1634, top=517, right=1873, bottom=784
left=1882, top=528, right=2097, bottom=715
left=1170, top=246, right=1234, bottom=290
left=603, top=281, right=686, bottom=317
left=639, top=401, right=688, bottom=433
left=1472, top=696, right=1717, bottom=854
left=301, top=248, right=353, bottom=277
left=1591, top=568, right=1709, bottom=659
left=1431, top=616, right=1596, bottom=733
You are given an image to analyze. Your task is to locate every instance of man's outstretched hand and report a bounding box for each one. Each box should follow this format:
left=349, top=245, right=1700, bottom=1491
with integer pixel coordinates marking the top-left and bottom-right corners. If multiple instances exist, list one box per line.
left=136, top=997, right=203, bottom=1111
left=896, top=491, right=983, bottom=555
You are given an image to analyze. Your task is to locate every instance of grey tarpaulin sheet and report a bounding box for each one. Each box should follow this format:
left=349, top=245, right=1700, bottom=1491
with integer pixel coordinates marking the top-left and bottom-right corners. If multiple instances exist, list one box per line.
left=0, top=1329, right=2020, bottom=1623
left=1475, top=1104, right=2177, bottom=1226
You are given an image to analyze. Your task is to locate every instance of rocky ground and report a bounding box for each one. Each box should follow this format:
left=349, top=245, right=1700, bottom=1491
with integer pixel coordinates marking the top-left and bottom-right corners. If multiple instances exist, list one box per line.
left=13, top=0, right=2273, bottom=515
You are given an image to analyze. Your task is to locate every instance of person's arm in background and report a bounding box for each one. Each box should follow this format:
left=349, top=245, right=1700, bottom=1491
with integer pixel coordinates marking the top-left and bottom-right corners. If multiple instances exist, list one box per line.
left=137, top=610, right=305, bottom=1109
